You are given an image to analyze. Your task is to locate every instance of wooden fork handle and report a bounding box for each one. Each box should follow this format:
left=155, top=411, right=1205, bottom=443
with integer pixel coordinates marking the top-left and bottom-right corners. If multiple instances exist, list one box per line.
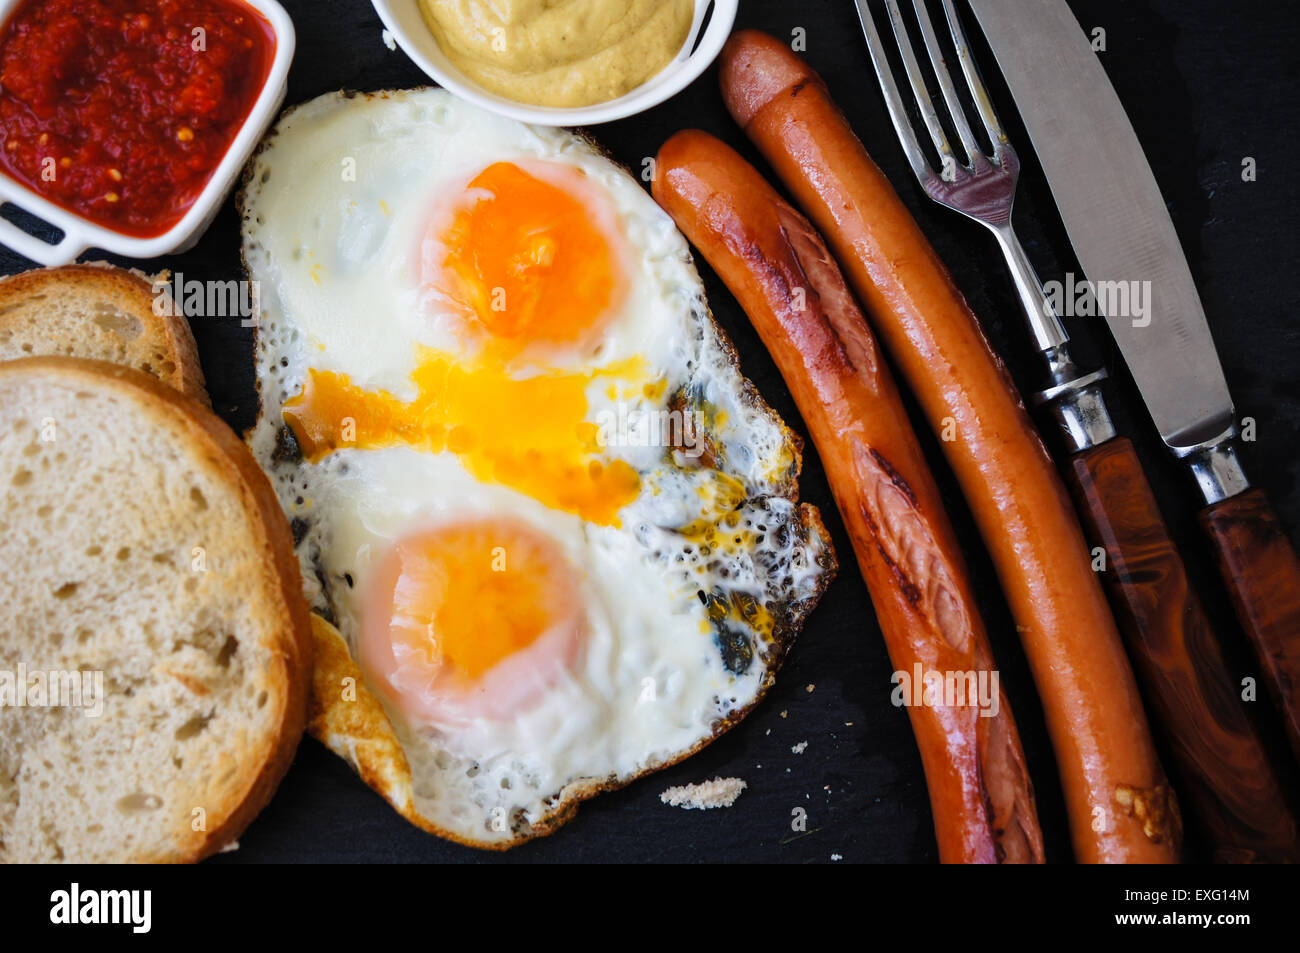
left=1067, top=438, right=1299, bottom=861
left=1199, top=487, right=1300, bottom=762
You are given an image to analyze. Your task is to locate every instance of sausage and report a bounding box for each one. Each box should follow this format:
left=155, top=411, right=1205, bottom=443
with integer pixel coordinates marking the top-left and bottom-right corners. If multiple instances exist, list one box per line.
left=654, top=129, right=1044, bottom=863
left=719, top=29, right=1179, bottom=863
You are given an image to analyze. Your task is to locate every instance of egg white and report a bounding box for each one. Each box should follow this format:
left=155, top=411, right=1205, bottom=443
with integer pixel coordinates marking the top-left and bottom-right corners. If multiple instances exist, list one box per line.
left=304, top=447, right=768, bottom=839
left=243, top=89, right=833, bottom=845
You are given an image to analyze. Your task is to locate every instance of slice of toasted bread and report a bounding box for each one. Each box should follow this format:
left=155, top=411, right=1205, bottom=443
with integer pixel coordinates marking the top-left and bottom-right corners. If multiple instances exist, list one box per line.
left=0, top=357, right=310, bottom=862
left=0, top=264, right=206, bottom=402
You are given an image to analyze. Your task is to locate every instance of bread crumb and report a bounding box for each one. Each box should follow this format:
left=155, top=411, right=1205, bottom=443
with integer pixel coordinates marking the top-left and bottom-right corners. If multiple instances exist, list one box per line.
left=382, top=29, right=397, bottom=51
left=806, top=684, right=815, bottom=693
left=791, top=741, right=807, bottom=754
left=660, top=777, right=747, bottom=810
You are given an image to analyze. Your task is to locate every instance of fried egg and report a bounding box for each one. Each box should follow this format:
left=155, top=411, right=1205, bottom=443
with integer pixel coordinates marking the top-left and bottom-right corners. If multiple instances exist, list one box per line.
left=242, top=89, right=834, bottom=847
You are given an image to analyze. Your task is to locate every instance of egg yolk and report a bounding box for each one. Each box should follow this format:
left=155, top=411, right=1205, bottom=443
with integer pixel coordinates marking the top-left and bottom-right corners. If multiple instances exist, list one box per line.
left=430, top=161, right=625, bottom=355
left=362, top=519, right=586, bottom=725
left=282, top=348, right=644, bottom=526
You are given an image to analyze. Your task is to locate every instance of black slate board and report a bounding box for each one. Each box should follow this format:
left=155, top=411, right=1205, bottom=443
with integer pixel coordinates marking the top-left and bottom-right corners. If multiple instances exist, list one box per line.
left=5, top=0, right=1298, bottom=863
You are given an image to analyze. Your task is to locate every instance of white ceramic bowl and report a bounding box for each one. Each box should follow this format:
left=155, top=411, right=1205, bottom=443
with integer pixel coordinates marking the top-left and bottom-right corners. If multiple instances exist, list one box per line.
left=372, top=0, right=738, bottom=126
left=0, top=0, right=295, bottom=266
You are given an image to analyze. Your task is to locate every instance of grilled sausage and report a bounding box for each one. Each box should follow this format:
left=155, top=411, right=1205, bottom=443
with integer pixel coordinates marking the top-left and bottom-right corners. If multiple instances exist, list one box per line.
left=719, top=30, right=1179, bottom=862
left=654, top=129, right=1044, bottom=863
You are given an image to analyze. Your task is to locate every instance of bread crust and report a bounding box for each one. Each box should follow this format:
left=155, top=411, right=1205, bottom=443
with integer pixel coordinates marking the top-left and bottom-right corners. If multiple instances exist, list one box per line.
left=0, top=264, right=207, bottom=403
left=0, top=356, right=310, bottom=862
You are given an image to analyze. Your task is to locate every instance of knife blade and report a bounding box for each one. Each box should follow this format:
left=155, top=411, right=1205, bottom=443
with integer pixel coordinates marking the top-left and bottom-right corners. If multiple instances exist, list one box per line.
left=966, top=0, right=1300, bottom=760
left=965, top=0, right=1232, bottom=454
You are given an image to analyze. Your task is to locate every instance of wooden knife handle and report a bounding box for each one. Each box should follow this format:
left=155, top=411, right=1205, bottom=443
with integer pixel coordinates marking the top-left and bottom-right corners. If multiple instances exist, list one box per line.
left=1067, top=438, right=1299, bottom=862
left=1199, top=486, right=1300, bottom=762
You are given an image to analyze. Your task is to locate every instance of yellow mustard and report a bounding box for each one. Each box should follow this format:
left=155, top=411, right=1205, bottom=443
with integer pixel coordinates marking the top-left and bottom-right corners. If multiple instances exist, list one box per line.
left=419, top=0, right=696, bottom=108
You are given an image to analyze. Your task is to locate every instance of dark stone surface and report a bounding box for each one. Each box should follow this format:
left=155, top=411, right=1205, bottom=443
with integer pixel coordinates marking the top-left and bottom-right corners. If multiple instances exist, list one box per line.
left=3, top=0, right=1295, bottom=863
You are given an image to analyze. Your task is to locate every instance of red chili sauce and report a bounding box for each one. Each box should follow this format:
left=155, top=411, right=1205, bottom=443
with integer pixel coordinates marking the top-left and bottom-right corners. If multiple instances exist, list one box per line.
left=0, top=0, right=275, bottom=237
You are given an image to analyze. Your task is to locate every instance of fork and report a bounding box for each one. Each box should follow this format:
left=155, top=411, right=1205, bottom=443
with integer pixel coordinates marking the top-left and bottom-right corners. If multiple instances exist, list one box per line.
left=854, top=0, right=1289, bottom=861
left=854, top=0, right=1108, bottom=439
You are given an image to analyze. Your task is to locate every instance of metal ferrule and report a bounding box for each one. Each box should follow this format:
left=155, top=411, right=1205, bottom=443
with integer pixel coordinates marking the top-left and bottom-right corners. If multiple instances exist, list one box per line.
left=1177, top=431, right=1251, bottom=505
left=1033, top=345, right=1117, bottom=453
left=991, top=225, right=1118, bottom=454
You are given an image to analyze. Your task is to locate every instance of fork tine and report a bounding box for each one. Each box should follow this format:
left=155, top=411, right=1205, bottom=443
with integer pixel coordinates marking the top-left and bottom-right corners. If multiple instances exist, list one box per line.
left=938, top=0, right=1010, bottom=158
left=881, top=0, right=961, bottom=170
left=854, top=0, right=954, bottom=185
left=909, top=0, right=985, bottom=167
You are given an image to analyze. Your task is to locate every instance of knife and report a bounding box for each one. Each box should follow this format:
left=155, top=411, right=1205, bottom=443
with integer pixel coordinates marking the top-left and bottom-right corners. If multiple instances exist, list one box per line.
left=966, top=0, right=1300, bottom=762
